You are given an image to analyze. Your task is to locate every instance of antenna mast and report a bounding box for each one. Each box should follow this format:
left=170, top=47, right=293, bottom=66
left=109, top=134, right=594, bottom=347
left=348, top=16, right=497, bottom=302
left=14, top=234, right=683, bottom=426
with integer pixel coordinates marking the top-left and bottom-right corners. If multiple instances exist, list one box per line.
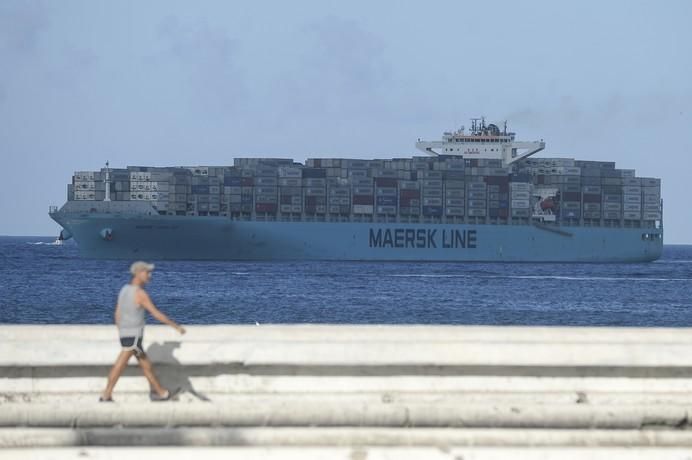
left=104, top=161, right=111, bottom=202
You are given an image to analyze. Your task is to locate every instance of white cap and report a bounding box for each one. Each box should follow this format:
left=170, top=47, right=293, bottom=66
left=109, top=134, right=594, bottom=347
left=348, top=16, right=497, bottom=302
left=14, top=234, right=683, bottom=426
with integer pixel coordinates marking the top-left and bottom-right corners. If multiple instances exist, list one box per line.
left=129, top=261, right=155, bottom=275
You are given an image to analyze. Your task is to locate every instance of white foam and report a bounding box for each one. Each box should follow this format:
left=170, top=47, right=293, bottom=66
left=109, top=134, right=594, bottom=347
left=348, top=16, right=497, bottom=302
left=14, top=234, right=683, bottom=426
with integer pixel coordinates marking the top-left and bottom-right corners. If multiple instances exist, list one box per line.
left=388, top=274, right=691, bottom=282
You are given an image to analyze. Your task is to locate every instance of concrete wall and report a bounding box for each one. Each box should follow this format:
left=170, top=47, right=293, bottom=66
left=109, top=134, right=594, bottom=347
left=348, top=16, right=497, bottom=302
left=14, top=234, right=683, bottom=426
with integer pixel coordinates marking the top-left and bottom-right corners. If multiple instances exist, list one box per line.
left=2, top=325, right=692, bottom=453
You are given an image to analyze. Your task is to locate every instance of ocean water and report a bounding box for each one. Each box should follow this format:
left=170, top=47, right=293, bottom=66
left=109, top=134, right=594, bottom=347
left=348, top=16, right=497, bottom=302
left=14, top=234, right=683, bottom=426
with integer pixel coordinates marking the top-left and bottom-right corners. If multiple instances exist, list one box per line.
left=0, top=236, right=690, bottom=326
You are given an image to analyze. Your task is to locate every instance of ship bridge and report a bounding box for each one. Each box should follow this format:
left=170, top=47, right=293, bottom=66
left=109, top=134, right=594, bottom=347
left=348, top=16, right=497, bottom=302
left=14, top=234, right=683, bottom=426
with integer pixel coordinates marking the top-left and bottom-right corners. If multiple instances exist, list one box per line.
left=416, top=117, right=545, bottom=166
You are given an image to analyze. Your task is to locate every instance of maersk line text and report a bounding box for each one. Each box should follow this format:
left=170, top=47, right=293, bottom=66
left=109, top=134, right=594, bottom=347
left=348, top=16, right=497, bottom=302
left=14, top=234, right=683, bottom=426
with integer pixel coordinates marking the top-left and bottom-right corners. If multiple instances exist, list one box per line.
left=368, top=228, right=477, bottom=249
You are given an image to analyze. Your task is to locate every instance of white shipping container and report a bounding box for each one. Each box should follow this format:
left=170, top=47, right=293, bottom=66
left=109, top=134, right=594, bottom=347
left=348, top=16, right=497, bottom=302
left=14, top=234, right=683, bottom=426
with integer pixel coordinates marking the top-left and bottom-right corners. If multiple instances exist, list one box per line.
left=376, top=188, right=398, bottom=197
left=399, top=181, right=420, bottom=190
left=353, top=204, right=374, bottom=214
left=74, top=181, right=96, bottom=191
left=445, top=198, right=465, bottom=207
left=445, top=207, right=465, bottom=216
left=130, top=171, right=152, bottom=181
left=278, top=166, right=302, bottom=178
left=467, top=191, right=487, bottom=199
left=130, top=181, right=158, bottom=192
left=622, top=186, right=641, bottom=195
left=74, top=191, right=96, bottom=200
left=445, top=180, right=465, bottom=189
left=467, top=208, right=487, bottom=217
left=423, top=197, right=442, bottom=206
left=623, top=212, right=641, bottom=220
left=557, top=167, right=581, bottom=176
left=445, top=189, right=465, bottom=198
left=641, top=178, right=661, bottom=187
left=186, top=167, right=209, bottom=176
left=422, top=180, right=443, bottom=188
left=643, top=211, right=662, bottom=220
left=75, top=171, right=96, bottom=181
left=304, top=188, right=325, bottom=196
left=624, top=194, right=641, bottom=203
left=278, top=178, right=301, bottom=187
left=304, top=178, right=326, bottom=187
left=509, top=183, right=531, bottom=191
left=467, top=183, right=487, bottom=191
left=603, top=203, right=622, bottom=211
left=130, top=192, right=157, bottom=201
left=624, top=203, right=641, bottom=212
left=511, top=199, right=530, bottom=209
left=422, top=189, right=442, bottom=197
left=623, top=177, right=642, bottom=186
left=582, top=186, right=602, bottom=194
left=376, top=206, right=397, bottom=214
left=510, top=191, right=530, bottom=200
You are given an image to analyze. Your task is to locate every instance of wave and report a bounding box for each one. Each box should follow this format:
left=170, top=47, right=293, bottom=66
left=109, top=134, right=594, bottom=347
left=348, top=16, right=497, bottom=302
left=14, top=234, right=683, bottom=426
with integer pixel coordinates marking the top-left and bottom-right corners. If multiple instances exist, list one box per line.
left=26, top=241, right=63, bottom=246
left=655, top=260, right=692, bottom=264
left=388, top=274, right=691, bottom=282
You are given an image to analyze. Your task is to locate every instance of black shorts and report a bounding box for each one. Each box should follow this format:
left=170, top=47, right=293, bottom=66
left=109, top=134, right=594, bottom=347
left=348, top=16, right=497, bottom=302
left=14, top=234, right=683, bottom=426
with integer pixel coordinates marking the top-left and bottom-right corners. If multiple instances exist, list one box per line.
left=120, top=336, right=145, bottom=356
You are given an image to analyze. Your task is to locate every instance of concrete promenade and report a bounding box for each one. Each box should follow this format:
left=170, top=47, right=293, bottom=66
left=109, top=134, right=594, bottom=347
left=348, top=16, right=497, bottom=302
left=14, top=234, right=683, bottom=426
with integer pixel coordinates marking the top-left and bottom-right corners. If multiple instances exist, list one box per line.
left=2, top=325, right=692, bottom=458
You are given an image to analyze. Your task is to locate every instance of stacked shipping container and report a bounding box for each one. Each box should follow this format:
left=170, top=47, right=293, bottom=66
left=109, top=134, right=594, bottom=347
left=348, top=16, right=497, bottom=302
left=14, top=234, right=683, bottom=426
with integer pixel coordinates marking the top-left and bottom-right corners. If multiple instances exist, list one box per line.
left=69, top=155, right=661, bottom=227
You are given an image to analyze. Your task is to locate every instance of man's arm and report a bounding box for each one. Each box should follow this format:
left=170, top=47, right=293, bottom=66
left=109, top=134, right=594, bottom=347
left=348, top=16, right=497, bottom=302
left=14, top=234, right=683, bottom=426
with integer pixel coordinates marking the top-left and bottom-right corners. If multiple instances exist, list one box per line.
left=114, top=303, right=121, bottom=326
left=136, top=289, right=186, bottom=334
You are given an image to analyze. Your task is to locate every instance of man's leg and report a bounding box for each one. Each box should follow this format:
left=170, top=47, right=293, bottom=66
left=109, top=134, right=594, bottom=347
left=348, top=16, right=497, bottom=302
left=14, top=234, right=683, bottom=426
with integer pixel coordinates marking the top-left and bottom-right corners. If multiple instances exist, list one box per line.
left=136, top=353, right=168, bottom=397
left=101, top=349, right=135, bottom=400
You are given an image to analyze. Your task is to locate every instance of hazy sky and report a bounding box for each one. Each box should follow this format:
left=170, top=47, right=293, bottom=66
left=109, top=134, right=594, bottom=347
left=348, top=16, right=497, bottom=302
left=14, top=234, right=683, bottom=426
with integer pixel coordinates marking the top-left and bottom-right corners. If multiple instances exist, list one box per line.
left=1, top=0, right=690, bottom=242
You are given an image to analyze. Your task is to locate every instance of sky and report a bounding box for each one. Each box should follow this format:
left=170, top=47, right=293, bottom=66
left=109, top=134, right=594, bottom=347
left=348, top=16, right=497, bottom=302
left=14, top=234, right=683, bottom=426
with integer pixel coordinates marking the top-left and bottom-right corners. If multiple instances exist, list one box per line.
left=1, top=0, right=690, bottom=242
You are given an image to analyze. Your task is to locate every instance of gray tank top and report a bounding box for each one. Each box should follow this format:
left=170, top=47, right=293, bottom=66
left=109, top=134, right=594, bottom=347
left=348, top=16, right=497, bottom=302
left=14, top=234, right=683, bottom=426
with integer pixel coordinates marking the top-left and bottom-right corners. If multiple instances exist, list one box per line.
left=118, top=284, right=146, bottom=338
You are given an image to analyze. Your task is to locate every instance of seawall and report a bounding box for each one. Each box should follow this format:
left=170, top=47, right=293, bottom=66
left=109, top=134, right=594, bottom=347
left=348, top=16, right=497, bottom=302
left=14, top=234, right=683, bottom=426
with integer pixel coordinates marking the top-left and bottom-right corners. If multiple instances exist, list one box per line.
left=2, top=325, right=692, bottom=458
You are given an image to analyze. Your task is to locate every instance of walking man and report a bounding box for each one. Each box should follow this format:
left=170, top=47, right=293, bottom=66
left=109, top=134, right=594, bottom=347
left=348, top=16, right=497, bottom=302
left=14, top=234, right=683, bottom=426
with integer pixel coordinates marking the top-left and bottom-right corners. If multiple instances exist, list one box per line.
left=100, top=261, right=186, bottom=402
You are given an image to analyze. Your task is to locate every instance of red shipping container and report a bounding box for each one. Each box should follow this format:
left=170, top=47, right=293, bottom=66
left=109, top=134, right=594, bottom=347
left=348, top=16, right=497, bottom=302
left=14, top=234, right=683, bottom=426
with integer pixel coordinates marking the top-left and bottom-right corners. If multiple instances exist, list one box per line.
left=352, top=195, right=374, bottom=205
left=498, top=208, right=509, bottom=218
left=374, top=177, right=397, bottom=188
left=400, top=190, right=420, bottom=199
left=484, top=176, right=509, bottom=186
left=400, top=197, right=419, bottom=206
left=241, top=177, right=254, bottom=186
left=255, top=203, right=277, bottom=213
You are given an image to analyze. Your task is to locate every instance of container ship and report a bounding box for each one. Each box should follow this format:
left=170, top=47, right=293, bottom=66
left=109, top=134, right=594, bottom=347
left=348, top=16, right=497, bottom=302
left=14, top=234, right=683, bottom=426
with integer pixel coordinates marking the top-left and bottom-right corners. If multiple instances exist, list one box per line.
left=49, top=119, right=663, bottom=262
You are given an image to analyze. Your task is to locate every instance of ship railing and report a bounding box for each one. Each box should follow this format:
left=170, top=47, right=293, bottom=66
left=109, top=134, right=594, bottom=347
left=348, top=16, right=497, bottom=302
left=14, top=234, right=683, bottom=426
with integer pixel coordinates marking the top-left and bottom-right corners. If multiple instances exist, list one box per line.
left=48, top=205, right=58, bottom=214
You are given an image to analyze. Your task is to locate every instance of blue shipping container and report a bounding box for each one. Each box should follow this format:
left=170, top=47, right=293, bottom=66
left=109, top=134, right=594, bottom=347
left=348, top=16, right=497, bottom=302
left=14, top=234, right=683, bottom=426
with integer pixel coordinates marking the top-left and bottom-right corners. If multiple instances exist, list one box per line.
left=191, top=185, right=210, bottom=195
left=376, top=196, right=398, bottom=206
left=422, top=205, right=443, bottom=216
left=224, top=176, right=242, bottom=186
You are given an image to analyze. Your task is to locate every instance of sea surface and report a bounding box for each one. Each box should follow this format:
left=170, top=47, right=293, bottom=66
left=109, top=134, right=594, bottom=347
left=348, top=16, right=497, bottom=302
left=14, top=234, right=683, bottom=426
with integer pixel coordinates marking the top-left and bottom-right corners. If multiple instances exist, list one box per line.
left=0, top=236, right=690, bottom=326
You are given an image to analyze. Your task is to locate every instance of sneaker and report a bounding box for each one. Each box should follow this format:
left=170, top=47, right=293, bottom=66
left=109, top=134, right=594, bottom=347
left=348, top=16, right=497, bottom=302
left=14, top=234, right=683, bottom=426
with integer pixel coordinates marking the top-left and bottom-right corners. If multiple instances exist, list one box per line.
left=150, top=387, right=180, bottom=402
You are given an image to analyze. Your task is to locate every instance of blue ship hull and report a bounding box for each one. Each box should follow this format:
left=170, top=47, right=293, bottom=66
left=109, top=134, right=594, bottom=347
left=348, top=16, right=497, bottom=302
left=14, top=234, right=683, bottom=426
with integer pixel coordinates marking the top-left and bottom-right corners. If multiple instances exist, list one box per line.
left=52, top=212, right=663, bottom=262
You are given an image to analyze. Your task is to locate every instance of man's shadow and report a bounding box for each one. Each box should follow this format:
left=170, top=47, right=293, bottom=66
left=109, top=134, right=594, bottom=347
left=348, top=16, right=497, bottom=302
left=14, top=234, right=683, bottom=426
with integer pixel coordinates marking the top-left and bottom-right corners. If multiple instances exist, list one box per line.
left=146, top=341, right=211, bottom=402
